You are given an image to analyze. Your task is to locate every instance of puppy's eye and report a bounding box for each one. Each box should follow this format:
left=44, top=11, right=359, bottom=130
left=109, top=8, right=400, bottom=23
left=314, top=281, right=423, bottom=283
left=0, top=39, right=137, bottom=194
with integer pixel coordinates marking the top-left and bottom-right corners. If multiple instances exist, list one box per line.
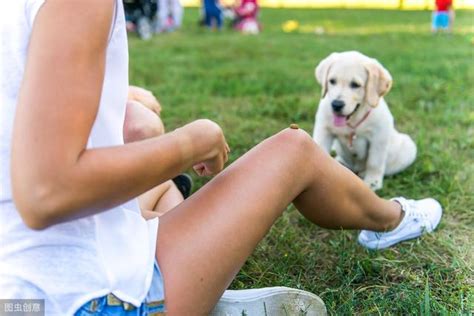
left=329, top=79, right=337, bottom=85
left=350, top=81, right=361, bottom=89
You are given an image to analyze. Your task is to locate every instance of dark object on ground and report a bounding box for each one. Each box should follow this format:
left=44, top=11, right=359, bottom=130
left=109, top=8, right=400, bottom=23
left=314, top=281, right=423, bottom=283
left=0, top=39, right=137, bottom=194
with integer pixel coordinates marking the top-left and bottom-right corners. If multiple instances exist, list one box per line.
left=172, top=174, right=193, bottom=199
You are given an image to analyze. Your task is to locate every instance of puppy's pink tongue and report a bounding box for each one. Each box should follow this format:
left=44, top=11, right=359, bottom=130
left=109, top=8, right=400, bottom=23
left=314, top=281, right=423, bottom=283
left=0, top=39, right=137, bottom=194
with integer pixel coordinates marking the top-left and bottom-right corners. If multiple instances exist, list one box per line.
left=333, top=115, right=347, bottom=127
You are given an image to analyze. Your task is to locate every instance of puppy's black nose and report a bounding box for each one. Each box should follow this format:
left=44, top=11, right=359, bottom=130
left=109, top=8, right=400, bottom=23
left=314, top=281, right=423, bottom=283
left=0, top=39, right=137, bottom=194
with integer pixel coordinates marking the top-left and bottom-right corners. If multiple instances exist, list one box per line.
left=331, top=100, right=345, bottom=112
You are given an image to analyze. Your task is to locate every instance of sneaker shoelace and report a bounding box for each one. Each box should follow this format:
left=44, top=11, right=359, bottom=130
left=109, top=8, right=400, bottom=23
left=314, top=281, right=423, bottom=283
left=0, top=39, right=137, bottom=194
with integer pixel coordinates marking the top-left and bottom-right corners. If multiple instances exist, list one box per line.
left=405, top=200, right=432, bottom=230
left=374, top=232, right=383, bottom=239
left=373, top=200, right=430, bottom=240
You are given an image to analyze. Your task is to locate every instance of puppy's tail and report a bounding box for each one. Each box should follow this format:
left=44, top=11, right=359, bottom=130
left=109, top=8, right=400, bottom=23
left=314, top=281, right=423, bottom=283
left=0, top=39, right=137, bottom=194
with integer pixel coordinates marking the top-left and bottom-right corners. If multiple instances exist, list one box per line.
left=386, top=133, right=417, bottom=175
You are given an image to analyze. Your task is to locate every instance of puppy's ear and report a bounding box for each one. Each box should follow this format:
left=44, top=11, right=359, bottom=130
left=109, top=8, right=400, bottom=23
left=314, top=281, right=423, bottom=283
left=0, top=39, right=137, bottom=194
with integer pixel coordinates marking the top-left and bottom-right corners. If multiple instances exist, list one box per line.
left=315, top=53, right=339, bottom=99
left=364, top=59, right=392, bottom=107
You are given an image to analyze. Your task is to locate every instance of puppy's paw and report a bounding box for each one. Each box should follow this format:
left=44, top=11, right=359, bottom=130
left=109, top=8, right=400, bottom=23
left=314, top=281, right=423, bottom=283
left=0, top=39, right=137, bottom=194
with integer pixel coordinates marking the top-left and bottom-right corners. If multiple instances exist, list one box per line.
left=364, top=176, right=383, bottom=191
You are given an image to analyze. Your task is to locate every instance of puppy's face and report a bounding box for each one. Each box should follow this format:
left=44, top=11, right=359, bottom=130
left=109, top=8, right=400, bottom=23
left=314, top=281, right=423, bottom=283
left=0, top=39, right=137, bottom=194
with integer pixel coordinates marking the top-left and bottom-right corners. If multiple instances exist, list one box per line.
left=315, top=51, right=393, bottom=127
left=325, top=61, right=367, bottom=125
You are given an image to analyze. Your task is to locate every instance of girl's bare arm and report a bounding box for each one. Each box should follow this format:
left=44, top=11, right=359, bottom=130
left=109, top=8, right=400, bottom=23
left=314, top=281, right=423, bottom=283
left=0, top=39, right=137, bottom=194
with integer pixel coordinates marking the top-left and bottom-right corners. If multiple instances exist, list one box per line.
left=11, top=1, right=227, bottom=229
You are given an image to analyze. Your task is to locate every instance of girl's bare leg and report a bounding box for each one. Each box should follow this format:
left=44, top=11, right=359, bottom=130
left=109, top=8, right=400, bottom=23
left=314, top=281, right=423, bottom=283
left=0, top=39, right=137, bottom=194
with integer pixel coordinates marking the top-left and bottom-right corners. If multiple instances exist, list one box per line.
left=124, top=100, right=184, bottom=216
left=138, top=180, right=184, bottom=216
left=157, top=128, right=402, bottom=315
left=123, top=100, right=164, bottom=143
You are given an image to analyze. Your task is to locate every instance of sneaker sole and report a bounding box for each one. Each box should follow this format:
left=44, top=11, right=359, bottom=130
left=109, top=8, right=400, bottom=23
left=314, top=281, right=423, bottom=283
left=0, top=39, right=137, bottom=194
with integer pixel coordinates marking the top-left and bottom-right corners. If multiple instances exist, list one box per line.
left=210, top=287, right=327, bottom=316
left=359, top=231, right=430, bottom=250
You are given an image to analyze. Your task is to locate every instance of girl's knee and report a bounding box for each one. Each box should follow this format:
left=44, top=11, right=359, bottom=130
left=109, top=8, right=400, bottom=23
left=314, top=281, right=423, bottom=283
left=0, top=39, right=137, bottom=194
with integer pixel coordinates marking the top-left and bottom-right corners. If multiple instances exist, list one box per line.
left=124, top=101, right=165, bottom=143
left=272, top=127, right=317, bottom=154
left=267, top=127, right=327, bottom=172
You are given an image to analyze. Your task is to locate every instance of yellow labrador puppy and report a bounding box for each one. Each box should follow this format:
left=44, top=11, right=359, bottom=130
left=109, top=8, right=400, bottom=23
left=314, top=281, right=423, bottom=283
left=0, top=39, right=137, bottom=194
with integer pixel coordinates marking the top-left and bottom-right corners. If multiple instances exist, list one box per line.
left=312, top=51, right=416, bottom=191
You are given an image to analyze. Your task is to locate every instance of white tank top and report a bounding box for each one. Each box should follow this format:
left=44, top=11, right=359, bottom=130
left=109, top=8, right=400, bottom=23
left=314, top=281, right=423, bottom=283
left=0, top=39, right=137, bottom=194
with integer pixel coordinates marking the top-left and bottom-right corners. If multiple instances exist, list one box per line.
left=0, top=1, right=158, bottom=315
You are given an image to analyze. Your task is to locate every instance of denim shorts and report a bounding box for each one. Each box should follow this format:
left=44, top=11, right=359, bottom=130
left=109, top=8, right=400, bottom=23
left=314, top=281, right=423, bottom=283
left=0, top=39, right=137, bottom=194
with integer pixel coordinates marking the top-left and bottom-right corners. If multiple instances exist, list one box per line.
left=74, top=262, right=166, bottom=315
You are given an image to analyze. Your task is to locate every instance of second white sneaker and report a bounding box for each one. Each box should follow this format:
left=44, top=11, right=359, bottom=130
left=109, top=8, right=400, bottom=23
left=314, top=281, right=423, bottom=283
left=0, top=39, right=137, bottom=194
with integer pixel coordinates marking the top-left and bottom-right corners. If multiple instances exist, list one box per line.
left=358, top=197, right=443, bottom=250
left=210, top=287, right=327, bottom=316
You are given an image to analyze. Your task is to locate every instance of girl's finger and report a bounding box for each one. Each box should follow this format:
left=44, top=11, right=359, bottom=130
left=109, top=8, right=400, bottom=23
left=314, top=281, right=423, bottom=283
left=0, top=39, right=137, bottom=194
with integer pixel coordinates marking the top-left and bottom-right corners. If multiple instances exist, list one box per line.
left=223, top=147, right=228, bottom=164
left=193, top=163, right=205, bottom=176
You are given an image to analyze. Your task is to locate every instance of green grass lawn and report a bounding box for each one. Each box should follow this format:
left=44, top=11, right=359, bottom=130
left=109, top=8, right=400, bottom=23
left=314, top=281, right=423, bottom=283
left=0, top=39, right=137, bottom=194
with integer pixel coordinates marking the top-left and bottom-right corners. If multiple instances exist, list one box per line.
left=129, top=8, right=474, bottom=314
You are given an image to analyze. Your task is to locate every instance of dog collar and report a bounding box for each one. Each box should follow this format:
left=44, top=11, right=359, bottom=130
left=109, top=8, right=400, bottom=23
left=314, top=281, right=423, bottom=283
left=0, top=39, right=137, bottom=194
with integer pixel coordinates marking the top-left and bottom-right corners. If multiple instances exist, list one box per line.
left=346, top=110, right=372, bottom=148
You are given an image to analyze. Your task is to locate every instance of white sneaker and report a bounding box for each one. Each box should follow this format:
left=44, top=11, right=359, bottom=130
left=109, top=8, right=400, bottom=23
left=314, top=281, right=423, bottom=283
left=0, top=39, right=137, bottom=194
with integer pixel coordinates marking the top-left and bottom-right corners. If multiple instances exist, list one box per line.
left=358, top=197, right=443, bottom=250
left=210, top=287, right=327, bottom=316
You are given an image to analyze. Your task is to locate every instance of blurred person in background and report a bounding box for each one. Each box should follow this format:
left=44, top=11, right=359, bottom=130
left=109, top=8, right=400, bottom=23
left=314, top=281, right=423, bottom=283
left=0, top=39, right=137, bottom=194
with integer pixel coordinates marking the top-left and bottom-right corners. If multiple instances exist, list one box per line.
left=202, top=0, right=223, bottom=30
left=432, top=0, right=454, bottom=33
left=233, top=0, right=260, bottom=34
left=156, top=0, right=183, bottom=32
left=124, top=0, right=157, bottom=39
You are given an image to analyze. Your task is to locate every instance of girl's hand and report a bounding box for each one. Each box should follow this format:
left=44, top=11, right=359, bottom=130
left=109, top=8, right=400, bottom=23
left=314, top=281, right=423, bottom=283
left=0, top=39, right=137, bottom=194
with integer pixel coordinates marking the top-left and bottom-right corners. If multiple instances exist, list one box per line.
left=175, top=119, right=230, bottom=177
left=193, top=141, right=230, bottom=177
